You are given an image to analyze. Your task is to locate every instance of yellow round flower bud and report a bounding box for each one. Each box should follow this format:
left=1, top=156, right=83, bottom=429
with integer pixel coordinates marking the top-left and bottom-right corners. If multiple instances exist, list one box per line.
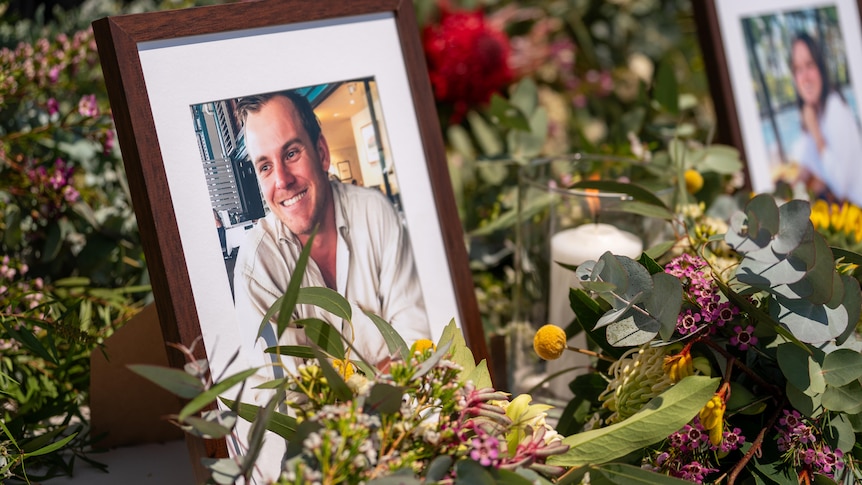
left=684, top=169, right=704, bottom=194
left=533, top=324, right=567, bottom=361
left=410, top=339, right=436, bottom=355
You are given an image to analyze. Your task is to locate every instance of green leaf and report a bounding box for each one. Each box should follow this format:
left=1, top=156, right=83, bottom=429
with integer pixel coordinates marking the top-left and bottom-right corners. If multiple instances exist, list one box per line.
left=438, top=320, right=477, bottom=378
left=300, top=318, right=345, bottom=360
left=822, top=380, right=862, bottom=414
left=268, top=228, right=317, bottom=341
left=653, top=59, right=679, bottom=114
left=297, top=286, right=351, bottom=321
left=128, top=364, right=205, bottom=399
left=178, top=368, right=258, bottom=421
left=454, top=459, right=496, bottom=485
left=425, top=455, right=454, bottom=482
left=558, top=462, right=694, bottom=485
left=786, top=382, right=822, bottom=418
left=823, top=412, right=855, bottom=453
left=23, top=432, right=77, bottom=458
left=488, top=94, right=530, bottom=131
left=202, top=457, right=242, bottom=485
left=462, top=359, right=493, bottom=390
left=182, top=412, right=236, bottom=439
left=1, top=319, right=57, bottom=365
left=569, top=180, right=670, bottom=212
left=508, top=77, right=539, bottom=115
left=311, top=347, right=353, bottom=401
left=696, top=145, right=743, bottom=174
left=647, top=272, right=683, bottom=341
left=467, top=111, right=503, bottom=156
left=549, top=376, right=719, bottom=466
left=367, top=383, right=404, bottom=415
left=263, top=345, right=316, bottom=359
left=821, top=349, right=862, bottom=387
left=776, top=343, right=825, bottom=395
left=220, top=397, right=297, bottom=440
left=361, top=307, right=410, bottom=362
left=620, top=200, right=675, bottom=220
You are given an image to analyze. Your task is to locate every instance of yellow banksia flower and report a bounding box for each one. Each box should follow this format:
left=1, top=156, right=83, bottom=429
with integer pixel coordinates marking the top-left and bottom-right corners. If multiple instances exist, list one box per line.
left=684, top=169, right=704, bottom=194
left=599, top=345, right=674, bottom=423
left=662, top=347, right=694, bottom=383
left=331, top=358, right=355, bottom=380
left=533, top=324, right=567, bottom=361
left=410, top=339, right=436, bottom=355
left=699, top=393, right=726, bottom=446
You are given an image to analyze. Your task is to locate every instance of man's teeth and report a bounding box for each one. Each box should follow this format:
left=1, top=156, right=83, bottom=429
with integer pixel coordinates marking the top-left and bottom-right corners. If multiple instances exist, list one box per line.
left=282, top=191, right=306, bottom=207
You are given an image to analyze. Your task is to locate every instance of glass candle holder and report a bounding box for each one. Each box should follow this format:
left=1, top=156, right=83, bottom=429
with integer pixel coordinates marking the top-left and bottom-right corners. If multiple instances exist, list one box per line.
left=512, top=154, right=670, bottom=399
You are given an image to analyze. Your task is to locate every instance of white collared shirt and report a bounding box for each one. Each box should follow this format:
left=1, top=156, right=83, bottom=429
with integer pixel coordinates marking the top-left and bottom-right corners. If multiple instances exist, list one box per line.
left=233, top=181, right=431, bottom=377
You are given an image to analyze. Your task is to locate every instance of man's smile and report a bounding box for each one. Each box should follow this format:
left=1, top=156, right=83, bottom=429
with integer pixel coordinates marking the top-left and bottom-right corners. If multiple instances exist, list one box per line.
left=280, top=188, right=308, bottom=208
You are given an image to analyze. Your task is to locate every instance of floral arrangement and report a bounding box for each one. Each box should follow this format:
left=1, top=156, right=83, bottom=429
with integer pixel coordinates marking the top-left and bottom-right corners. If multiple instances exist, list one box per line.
left=533, top=191, right=862, bottom=484
left=134, top=239, right=572, bottom=484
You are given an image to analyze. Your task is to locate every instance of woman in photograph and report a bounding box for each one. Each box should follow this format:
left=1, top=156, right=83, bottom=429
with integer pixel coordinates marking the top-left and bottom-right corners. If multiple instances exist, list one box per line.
left=789, top=32, right=862, bottom=206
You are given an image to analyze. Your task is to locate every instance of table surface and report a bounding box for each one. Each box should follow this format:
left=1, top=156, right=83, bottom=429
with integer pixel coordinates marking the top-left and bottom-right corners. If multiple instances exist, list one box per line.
left=38, top=440, right=194, bottom=484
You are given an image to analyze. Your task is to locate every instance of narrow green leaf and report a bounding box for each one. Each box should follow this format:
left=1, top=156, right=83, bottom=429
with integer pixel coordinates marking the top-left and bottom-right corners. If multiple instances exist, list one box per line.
left=1, top=320, right=57, bottom=365
left=653, top=59, right=679, bottom=114
left=297, top=286, right=351, bottom=321
left=179, top=367, right=258, bottom=421
left=220, top=397, right=297, bottom=440
left=569, top=180, right=670, bottom=211
left=264, top=227, right=317, bottom=341
left=263, top=345, right=316, bottom=359
left=128, top=364, right=205, bottom=399
left=300, top=318, right=345, bottom=359
left=620, top=200, right=675, bottom=220
left=361, top=307, right=410, bottom=362
left=310, top=347, right=353, bottom=401
left=549, top=376, right=719, bottom=466
left=0, top=419, right=19, bottom=449
left=24, top=432, right=77, bottom=458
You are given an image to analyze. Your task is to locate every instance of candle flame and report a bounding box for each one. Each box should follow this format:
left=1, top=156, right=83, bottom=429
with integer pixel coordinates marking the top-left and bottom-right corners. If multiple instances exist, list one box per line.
left=585, top=173, right=601, bottom=222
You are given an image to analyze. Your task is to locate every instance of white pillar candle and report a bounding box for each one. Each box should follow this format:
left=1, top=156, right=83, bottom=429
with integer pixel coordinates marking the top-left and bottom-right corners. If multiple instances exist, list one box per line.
left=544, top=222, right=643, bottom=398
left=547, top=223, right=643, bottom=326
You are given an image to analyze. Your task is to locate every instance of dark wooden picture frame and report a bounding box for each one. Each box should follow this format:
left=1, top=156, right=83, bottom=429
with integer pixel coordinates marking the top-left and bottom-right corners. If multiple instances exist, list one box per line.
left=694, top=0, right=862, bottom=202
left=92, top=0, right=488, bottom=476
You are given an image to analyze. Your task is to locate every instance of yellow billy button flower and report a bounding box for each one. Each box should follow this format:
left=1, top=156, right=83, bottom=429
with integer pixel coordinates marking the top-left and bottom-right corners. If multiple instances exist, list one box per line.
left=534, top=324, right=567, bottom=361
left=699, top=393, right=726, bottom=446
left=684, top=169, right=704, bottom=194
left=410, top=339, right=436, bottom=355
left=662, top=346, right=694, bottom=383
left=331, top=358, right=355, bottom=380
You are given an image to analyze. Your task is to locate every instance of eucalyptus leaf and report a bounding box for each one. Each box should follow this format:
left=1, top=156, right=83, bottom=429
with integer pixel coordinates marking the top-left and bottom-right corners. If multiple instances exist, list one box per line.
left=822, top=380, right=862, bottom=414
left=297, top=286, right=352, bottom=321
left=367, top=383, right=404, bottom=415
left=646, top=272, right=683, bottom=341
left=772, top=295, right=848, bottom=344
left=785, top=383, right=822, bottom=418
left=606, top=312, right=660, bottom=347
left=128, top=364, right=205, bottom=399
left=300, top=318, right=346, bottom=359
left=821, top=349, right=862, bottom=387
left=361, top=306, right=410, bottom=362
left=202, top=458, right=241, bottom=485
left=488, top=94, right=530, bottom=131
left=696, top=145, right=743, bottom=174
left=178, top=367, right=258, bottom=421
left=508, top=77, right=539, bottom=115
left=220, top=397, right=297, bottom=440
left=263, top=345, right=316, bottom=359
left=549, top=376, right=718, bottom=466
left=467, top=111, right=503, bottom=156
left=776, top=343, right=824, bottom=395
left=823, top=412, right=856, bottom=453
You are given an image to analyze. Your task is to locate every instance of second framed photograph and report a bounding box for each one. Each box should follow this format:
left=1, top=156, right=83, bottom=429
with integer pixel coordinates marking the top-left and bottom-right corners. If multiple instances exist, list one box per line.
left=93, top=0, right=487, bottom=480
left=695, top=0, right=862, bottom=206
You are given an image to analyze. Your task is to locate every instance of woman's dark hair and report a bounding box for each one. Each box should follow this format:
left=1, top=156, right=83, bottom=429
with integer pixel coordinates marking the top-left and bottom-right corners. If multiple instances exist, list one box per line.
left=790, top=32, right=833, bottom=111
left=234, top=90, right=322, bottom=145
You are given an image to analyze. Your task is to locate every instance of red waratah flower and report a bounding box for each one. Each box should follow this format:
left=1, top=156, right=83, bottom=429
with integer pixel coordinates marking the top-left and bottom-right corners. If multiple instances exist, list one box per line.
left=422, top=5, right=513, bottom=122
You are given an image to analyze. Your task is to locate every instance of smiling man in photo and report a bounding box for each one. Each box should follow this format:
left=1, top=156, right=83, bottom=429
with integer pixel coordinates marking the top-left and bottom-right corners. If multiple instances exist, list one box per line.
left=231, top=89, right=430, bottom=373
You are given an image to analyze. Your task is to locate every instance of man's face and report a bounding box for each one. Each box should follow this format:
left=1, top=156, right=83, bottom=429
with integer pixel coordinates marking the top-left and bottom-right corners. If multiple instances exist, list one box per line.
left=245, top=95, right=331, bottom=237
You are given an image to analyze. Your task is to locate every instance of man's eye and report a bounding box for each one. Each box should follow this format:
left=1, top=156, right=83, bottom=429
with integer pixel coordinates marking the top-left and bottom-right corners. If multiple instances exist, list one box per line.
left=286, top=149, right=298, bottom=160
left=258, top=163, right=271, bottom=174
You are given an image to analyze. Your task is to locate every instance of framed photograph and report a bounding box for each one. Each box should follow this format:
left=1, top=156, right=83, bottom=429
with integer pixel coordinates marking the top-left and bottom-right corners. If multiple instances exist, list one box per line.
left=693, top=0, right=862, bottom=206
left=92, top=0, right=487, bottom=478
